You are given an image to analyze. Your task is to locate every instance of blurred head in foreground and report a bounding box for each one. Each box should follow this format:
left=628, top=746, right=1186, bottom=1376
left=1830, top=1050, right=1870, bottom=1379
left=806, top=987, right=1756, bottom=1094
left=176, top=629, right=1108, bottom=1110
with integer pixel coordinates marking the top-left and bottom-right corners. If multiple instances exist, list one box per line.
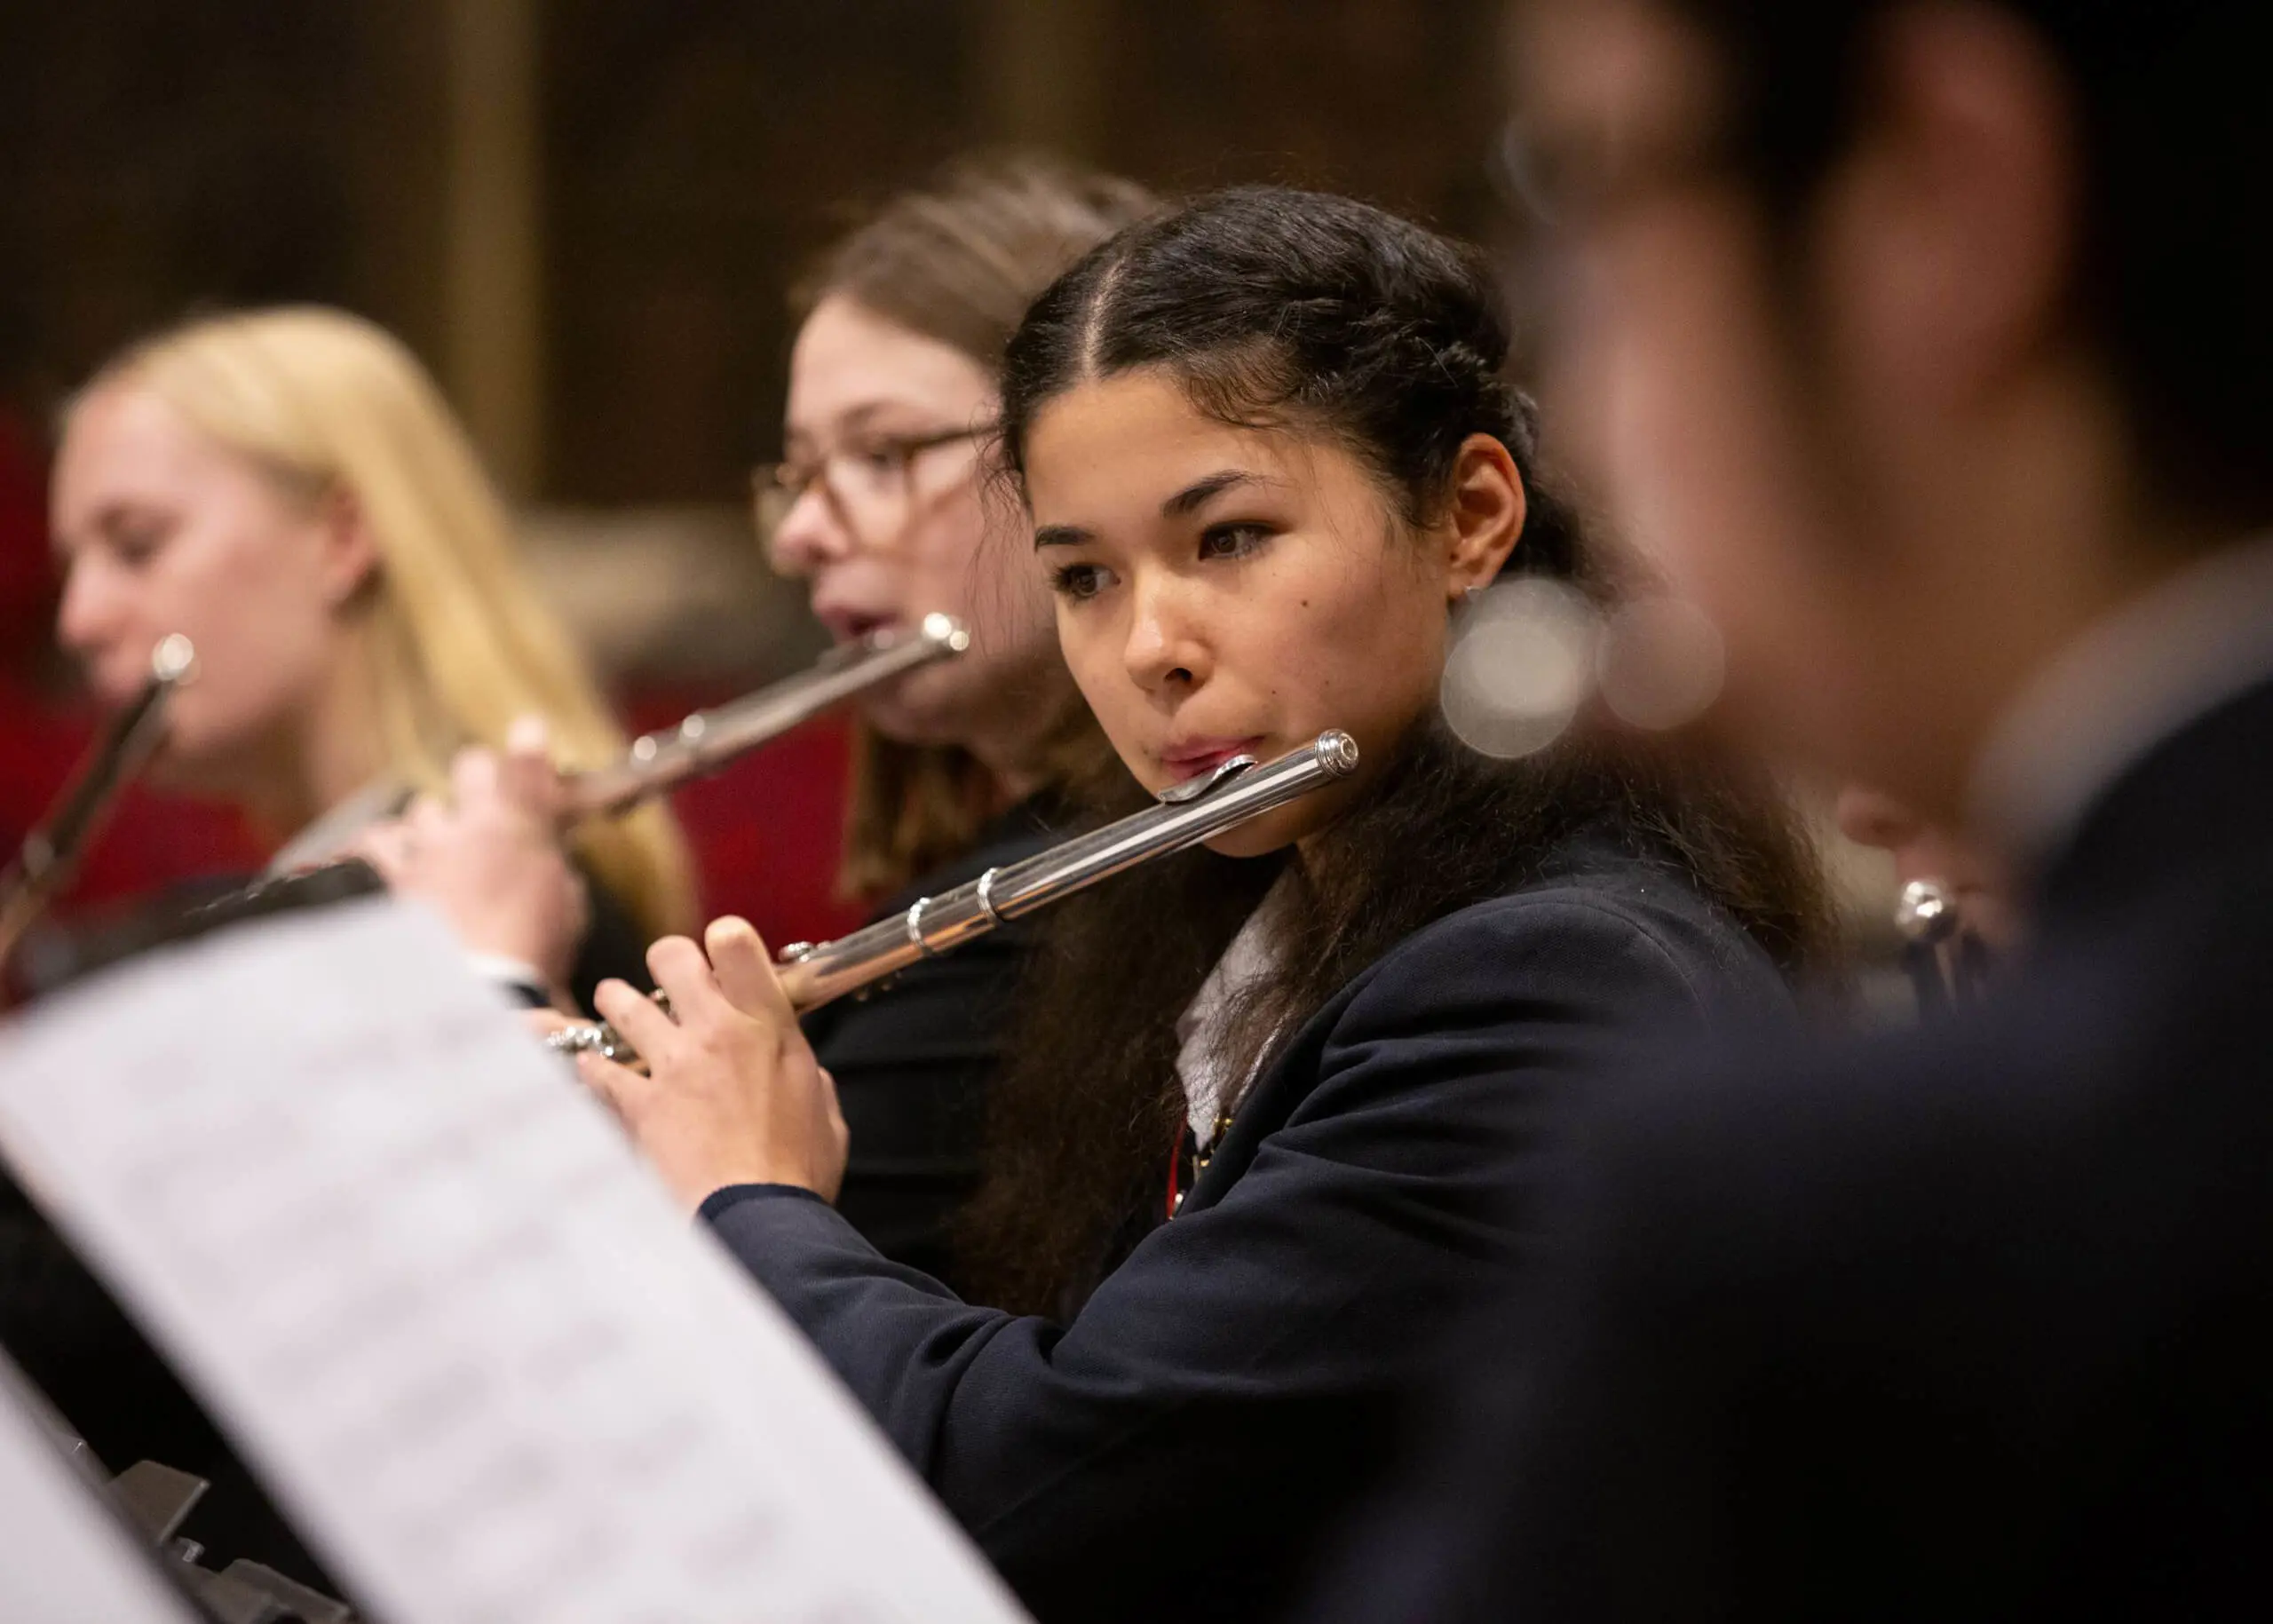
left=50, top=306, right=691, bottom=937
left=1505, top=0, right=2273, bottom=840
left=764, top=155, right=1157, bottom=895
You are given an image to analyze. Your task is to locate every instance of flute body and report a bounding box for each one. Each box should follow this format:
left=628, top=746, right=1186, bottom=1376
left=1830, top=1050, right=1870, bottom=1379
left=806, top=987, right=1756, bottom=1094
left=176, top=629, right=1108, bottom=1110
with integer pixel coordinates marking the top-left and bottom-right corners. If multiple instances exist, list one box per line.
left=0, top=634, right=196, bottom=966
left=563, top=613, right=968, bottom=820
left=550, top=729, right=1360, bottom=1060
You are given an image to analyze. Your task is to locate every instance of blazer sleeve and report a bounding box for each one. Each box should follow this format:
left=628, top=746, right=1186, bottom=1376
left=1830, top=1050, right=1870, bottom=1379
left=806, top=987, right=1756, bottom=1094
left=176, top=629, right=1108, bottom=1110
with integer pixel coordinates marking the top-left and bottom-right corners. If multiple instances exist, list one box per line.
left=702, top=887, right=1778, bottom=1588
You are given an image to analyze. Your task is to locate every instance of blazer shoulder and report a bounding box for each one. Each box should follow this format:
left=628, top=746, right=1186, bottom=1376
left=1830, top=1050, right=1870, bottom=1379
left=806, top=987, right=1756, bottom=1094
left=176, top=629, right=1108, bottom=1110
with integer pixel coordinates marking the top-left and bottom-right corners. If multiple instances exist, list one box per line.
left=1350, top=856, right=1789, bottom=1029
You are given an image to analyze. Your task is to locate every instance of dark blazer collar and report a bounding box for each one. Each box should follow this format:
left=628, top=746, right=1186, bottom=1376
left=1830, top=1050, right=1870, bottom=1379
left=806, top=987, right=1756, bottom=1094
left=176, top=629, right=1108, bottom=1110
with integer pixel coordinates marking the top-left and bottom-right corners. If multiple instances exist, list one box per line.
left=2033, top=673, right=2273, bottom=935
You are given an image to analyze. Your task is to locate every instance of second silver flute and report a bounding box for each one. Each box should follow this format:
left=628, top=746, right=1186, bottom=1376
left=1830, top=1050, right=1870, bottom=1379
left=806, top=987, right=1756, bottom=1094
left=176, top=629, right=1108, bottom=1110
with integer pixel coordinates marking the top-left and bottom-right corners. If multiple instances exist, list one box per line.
left=550, top=728, right=1361, bottom=1060
left=564, top=612, right=969, bottom=819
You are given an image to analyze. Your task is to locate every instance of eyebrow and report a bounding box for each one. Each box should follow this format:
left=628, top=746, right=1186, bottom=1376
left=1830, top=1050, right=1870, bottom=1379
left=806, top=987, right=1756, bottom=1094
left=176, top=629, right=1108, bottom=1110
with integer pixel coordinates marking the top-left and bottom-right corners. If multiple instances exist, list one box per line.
left=1033, top=468, right=1286, bottom=550
left=1161, top=468, right=1274, bottom=519
left=782, top=400, right=891, bottom=452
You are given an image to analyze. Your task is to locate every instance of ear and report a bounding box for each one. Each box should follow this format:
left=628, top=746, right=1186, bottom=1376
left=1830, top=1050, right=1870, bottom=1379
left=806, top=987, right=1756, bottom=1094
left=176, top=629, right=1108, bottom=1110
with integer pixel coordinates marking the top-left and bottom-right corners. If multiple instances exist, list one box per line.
left=316, top=484, right=382, bottom=609
left=1441, top=432, right=1528, bottom=600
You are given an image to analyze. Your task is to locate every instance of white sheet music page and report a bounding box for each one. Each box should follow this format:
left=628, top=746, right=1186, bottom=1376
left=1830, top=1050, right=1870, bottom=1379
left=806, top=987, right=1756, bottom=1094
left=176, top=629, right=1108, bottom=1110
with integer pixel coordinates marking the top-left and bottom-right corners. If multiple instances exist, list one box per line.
left=0, top=899, right=1029, bottom=1624
left=0, top=1363, right=201, bottom=1623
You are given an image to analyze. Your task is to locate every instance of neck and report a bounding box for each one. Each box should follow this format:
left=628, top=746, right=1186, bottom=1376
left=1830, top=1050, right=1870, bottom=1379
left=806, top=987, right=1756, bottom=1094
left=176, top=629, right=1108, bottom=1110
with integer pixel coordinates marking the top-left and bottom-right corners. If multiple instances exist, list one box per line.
left=238, top=639, right=392, bottom=848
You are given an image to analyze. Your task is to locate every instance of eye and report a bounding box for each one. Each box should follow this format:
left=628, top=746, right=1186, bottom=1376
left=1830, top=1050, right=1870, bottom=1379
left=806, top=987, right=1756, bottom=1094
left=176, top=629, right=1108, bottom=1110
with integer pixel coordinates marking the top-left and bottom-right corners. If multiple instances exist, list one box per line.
left=1198, top=522, right=1271, bottom=562
left=1049, top=561, right=1113, bottom=603
left=106, top=520, right=170, bottom=570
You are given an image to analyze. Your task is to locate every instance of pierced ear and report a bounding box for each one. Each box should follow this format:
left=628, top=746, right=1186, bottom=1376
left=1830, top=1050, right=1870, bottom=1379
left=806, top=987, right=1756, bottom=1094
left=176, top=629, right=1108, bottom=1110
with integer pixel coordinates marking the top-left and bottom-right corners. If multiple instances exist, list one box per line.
left=319, top=485, right=382, bottom=608
left=1443, top=433, right=1527, bottom=600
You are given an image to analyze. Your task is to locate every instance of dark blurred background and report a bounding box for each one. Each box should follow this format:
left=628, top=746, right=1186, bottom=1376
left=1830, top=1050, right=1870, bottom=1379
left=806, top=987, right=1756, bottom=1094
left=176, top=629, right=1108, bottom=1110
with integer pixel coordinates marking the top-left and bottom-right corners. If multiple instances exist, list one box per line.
left=0, top=0, right=1506, bottom=507
left=0, top=1, right=1895, bottom=962
left=0, top=0, right=1517, bottom=944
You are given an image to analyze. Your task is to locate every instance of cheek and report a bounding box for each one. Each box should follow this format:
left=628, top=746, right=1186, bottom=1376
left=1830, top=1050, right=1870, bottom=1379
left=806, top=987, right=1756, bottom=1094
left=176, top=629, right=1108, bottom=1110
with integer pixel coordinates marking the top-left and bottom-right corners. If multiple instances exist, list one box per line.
left=1054, top=603, right=1144, bottom=739
left=1258, top=560, right=1445, bottom=737
left=167, top=522, right=337, bottom=738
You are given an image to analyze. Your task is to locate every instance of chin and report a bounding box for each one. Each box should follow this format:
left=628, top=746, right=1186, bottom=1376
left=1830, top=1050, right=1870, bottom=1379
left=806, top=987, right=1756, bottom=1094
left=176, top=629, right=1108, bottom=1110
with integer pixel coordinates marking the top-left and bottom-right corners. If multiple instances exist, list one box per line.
left=1199, top=804, right=1315, bottom=860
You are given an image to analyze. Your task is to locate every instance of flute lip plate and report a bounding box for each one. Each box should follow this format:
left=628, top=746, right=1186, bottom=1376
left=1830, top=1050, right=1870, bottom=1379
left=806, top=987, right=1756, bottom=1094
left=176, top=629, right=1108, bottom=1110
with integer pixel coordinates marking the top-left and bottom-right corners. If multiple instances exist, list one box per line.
left=1155, top=754, right=1258, bottom=805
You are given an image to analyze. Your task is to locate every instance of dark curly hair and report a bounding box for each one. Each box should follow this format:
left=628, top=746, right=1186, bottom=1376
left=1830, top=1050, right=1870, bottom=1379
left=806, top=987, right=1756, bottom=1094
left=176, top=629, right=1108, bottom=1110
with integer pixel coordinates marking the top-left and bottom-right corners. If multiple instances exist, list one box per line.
left=956, top=187, right=1833, bottom=1313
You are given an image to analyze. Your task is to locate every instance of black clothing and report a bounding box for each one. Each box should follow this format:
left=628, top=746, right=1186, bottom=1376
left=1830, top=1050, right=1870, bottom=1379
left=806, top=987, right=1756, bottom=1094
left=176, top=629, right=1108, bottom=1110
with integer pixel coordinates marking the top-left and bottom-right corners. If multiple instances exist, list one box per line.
left=565, top=870, right=654, bottom=1010
left=804, top=800, right=1057, bottom=1288
left=1320, top=678, right=2273, bottom=1623
left=704, top=835, right=1793, bottom=1624
left=12, top=854, right=652, bottom=1010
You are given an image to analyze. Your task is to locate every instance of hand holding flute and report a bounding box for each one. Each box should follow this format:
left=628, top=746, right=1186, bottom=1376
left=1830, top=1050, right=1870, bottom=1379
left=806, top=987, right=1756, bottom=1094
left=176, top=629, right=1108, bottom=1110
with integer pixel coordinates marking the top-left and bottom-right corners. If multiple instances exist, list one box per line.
left=354, top=617, right=970, bottom=999
left=539, top=731, right=1358, bottom=1210
left=356, top=717, right=592, bottom=1000
left=535, top=919, right=853, bottom=1209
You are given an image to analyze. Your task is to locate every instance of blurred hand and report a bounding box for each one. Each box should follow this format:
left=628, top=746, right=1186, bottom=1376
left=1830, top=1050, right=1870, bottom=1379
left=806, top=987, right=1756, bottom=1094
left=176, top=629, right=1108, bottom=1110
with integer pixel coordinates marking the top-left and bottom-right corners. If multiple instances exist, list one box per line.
left=574, top=916, right=848, bottom=1212
left=357, top=716, right=588, bottom=996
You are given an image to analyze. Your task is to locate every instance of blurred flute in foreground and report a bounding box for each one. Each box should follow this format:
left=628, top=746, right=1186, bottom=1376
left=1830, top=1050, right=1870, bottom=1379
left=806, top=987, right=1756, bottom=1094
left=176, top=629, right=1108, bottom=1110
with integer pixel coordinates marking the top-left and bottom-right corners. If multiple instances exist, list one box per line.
left=550, top=728, right=1362, bottom=1062
left=0, top=634, right=197, bottom=967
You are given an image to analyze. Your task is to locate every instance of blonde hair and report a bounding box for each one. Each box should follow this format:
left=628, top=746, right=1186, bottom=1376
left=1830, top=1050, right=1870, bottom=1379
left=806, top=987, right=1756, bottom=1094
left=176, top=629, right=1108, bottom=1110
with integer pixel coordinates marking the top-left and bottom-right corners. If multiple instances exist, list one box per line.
left=796, top=154, right=1157, bottom=897
left=85, top=305, right=694, bottom=939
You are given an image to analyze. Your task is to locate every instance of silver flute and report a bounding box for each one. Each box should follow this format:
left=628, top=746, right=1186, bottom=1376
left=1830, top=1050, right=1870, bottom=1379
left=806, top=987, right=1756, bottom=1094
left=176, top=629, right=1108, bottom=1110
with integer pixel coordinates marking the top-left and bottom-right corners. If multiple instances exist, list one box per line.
left=173, top=615, right=969, bottom=927
left=562, top=613, right=969, bottom=819
left=0, top=634, right=197, bottom=966
left=549, top=728, right=1362, bottom=1062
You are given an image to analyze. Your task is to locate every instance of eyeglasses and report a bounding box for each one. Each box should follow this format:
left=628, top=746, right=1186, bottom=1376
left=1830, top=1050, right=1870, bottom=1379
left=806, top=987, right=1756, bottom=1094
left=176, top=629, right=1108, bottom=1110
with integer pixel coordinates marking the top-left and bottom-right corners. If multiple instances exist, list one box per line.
left=753, top=423, right=994, bottom=549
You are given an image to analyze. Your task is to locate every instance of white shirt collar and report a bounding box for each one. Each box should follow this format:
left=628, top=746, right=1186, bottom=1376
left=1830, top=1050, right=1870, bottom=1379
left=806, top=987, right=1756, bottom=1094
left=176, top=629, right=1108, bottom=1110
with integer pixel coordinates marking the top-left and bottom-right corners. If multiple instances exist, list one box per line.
left=1968, top=535, right=2273, bottom=880
left=265, top=779, right=407, bottom=876
left=1173, top=880, right=1290, bottom=1150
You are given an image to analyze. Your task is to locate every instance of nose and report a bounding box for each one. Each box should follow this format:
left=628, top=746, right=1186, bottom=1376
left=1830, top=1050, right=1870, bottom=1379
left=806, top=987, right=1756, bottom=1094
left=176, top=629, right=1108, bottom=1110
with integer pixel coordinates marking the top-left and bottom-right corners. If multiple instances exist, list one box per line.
left=765, top=484, right=856, bottom=578
left=1121, top=571, right=1209, bottom=697
left=55, top=551, right=127, bottom=665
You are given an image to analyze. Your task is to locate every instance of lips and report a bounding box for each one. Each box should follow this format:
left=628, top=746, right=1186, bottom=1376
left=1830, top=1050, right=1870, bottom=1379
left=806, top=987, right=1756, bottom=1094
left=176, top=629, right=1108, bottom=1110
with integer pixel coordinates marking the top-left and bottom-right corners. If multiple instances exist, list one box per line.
left=1160, top=735, right=1267, bottom=782
left=813, top=604, right=898, bottom=645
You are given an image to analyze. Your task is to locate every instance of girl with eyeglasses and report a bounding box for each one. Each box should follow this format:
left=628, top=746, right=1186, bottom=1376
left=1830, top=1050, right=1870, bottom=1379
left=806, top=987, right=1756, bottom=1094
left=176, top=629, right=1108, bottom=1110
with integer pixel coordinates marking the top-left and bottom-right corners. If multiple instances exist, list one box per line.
left=383, top=157, right=1156, bottom=1291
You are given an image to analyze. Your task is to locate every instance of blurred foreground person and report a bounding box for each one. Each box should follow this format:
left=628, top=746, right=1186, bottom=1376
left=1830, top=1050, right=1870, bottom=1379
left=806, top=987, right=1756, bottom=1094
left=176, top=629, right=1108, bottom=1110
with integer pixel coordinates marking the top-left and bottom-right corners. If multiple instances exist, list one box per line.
left=559, top=188, right=1826, bottom=1623
left=379, top=158, right=1154, bottom=1287
left=45, top=305, right=691, bottom=1005
left=1316, top=1, right=2273, bottom=1617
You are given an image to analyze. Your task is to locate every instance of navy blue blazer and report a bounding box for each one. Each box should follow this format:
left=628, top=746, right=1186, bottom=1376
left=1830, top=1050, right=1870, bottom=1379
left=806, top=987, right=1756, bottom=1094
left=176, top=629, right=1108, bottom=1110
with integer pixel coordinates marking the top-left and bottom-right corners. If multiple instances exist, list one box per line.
left=804, top=800, right=1058, bottom=1290
left=704, top=836, right=1794, bottom=1624
left=1315, top=682, right=2273, bottom=1623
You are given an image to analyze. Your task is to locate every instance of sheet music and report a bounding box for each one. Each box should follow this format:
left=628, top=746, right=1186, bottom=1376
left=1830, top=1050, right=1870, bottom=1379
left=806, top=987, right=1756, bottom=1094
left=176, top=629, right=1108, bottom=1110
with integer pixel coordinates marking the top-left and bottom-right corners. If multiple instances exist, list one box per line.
left=0, top=900, right=1029, bottom=1624
left=0, top=1357, right=201, bottom=1623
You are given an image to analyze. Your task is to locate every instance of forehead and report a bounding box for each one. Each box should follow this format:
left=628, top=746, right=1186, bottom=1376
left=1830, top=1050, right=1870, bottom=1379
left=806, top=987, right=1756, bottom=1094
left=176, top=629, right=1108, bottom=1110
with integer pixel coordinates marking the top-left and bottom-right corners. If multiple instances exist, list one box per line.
left=1021, top=368, right=1353, bottom=521
left=53, top=384, right=215, bottom=508
left=785, top=295, right=996, bottom=432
